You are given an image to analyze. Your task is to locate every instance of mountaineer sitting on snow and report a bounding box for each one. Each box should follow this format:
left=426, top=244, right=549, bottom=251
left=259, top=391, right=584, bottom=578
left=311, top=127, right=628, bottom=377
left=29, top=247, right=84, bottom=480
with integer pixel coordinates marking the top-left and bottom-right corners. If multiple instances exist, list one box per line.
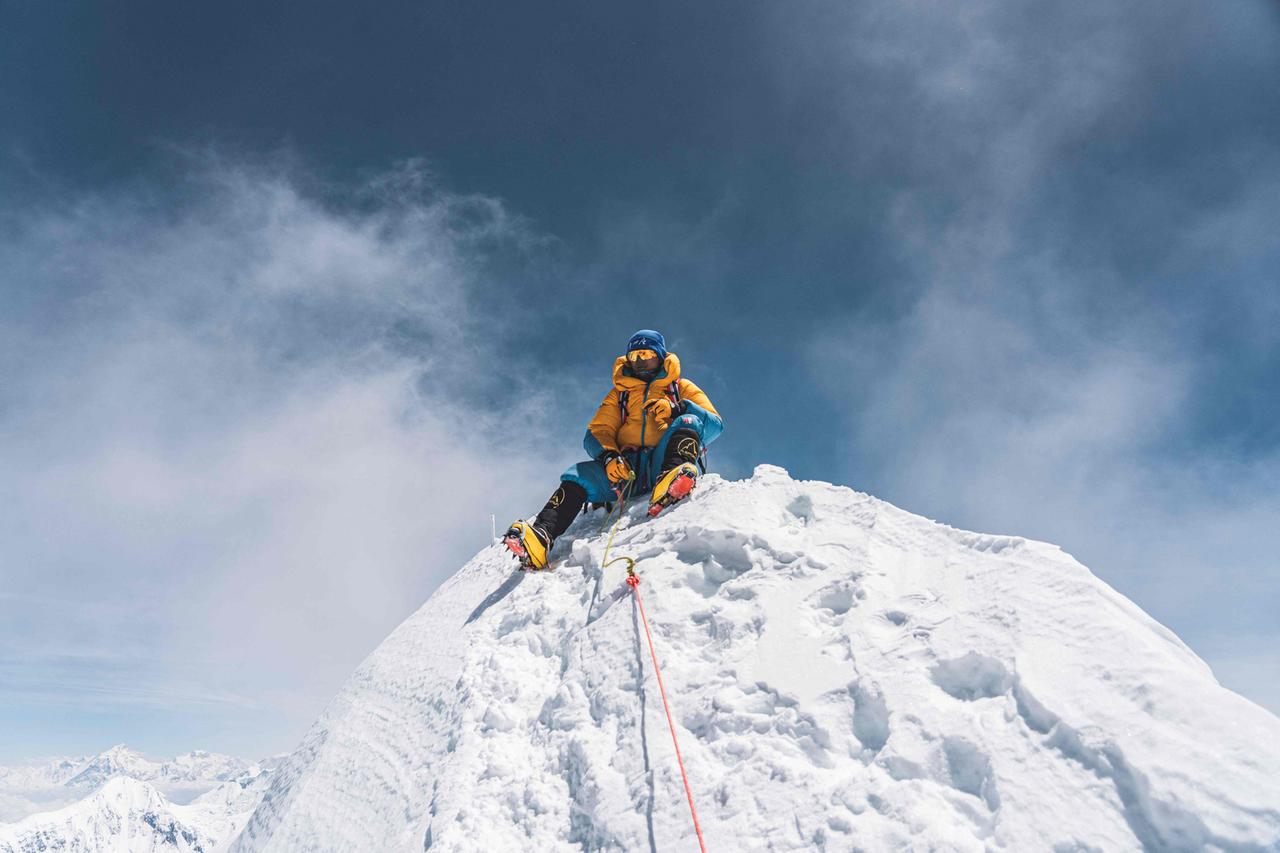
left=504, top=329, right=724, bottom=570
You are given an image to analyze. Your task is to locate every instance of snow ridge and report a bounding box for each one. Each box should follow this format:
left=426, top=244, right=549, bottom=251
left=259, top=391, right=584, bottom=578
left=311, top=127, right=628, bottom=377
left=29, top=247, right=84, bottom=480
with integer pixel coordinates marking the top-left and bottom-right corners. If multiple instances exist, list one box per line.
left=233, top=465, right=1280, bottom=851
left=63, top=746, right=249, bottom=792
left=0, top=746, right=249, bottom=797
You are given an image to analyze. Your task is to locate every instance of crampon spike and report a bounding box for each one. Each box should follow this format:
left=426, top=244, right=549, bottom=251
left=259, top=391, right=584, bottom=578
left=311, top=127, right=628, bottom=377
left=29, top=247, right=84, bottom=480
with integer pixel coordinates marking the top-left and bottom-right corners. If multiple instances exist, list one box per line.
left=503, top=535, right=527, bottom=559
left=668, top=472, right=696, bottom=500
left=648, top=471, right=696, bottom=517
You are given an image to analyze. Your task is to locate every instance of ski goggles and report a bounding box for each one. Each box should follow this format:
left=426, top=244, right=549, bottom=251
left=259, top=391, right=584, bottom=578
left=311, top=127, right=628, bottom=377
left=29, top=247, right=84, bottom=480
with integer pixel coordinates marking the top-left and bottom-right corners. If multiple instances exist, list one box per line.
left=626, top=348, right=660, bottom=363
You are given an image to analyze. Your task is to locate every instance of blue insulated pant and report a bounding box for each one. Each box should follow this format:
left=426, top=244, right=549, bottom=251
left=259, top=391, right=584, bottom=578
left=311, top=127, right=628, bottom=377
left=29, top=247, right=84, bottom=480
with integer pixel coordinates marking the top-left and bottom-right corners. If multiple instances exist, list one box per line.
left=563, top=412, right=710, bottom=504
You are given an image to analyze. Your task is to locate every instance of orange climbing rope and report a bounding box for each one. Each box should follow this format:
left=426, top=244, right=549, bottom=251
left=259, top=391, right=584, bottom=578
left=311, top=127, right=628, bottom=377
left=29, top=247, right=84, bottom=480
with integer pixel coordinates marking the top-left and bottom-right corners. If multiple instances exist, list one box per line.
left=600, top=477, right=707, bottom=852
left=626, top=567, right=708, bottom=853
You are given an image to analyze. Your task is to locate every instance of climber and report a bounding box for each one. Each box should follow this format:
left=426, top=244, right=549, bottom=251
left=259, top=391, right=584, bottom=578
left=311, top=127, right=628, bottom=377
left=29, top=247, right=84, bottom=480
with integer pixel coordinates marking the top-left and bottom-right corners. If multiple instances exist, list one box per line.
left=503, top=329, right=723, bottom=570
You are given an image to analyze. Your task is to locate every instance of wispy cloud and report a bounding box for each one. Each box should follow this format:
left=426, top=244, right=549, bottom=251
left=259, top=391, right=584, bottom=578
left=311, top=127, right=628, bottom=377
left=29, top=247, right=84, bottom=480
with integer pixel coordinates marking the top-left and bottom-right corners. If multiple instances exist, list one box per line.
left=0, top=153, right=569, bottom=757
left=0, top=791, right=83, bottom=824
left=791, top=0, right=1280, bottom=708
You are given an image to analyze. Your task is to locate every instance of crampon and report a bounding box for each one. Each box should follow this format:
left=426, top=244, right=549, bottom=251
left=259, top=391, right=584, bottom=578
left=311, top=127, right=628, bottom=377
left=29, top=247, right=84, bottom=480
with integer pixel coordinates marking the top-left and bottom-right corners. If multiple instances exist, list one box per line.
left=503, top=521, right=551, bottom=571
left=648, top=463, right=698, bottom=517
left=503, top=533, right=530, bottom=566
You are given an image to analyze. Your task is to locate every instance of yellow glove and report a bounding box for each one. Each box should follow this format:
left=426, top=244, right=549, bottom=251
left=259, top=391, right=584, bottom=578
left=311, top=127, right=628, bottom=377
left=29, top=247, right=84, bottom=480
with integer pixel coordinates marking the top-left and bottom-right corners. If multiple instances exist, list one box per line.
left=643, top=397, right=677, bottom=429
left=602, top=451, right=634, bottom=485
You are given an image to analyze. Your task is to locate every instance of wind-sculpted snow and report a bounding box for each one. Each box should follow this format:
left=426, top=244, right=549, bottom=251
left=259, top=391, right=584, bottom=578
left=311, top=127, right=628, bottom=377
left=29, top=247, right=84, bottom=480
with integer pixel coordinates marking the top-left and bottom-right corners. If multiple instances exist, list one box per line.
left=232, top=465, right=1280, bottom=851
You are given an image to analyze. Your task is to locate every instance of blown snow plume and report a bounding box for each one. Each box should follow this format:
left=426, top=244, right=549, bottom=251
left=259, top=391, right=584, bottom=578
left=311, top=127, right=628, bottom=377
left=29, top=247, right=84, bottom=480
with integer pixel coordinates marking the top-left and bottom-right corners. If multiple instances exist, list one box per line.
left=231, top=466, right=1280, bottom=851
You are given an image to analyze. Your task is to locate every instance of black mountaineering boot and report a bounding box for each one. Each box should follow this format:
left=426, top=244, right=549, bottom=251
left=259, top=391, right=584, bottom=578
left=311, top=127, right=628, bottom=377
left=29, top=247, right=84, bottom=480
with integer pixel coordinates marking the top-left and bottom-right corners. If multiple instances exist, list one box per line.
left=657, top=429, right=701, bottom=479
left=503, top=481, right=587, bottom=570
left=535, top=481, right=588, bottom=539
left=649, top=430, right=701, bottom=517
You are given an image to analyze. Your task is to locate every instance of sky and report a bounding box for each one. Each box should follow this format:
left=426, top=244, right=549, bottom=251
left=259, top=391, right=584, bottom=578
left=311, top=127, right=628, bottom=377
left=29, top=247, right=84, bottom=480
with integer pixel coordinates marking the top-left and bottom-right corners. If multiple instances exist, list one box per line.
left=1, top=0, right=1277, bottom=761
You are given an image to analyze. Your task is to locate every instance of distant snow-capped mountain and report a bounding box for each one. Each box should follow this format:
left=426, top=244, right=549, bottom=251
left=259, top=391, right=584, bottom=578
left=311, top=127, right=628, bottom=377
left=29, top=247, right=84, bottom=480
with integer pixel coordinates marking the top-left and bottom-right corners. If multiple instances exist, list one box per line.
left=0, top=777, right=212, bottom=853
left=0, top=757, right=86, bottom=791
left=0, top=766, right=275, bottom=853
left=63, top=746, right=248, bottom=791
left=0, top=746, right=248, bottom=797
left=0, top=746, right=276, bottom=850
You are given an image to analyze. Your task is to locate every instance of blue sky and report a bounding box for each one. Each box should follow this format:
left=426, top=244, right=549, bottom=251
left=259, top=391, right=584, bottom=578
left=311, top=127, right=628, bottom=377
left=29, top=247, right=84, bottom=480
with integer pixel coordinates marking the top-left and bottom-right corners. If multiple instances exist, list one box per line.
left=1, top=0, right=1277, bottom=761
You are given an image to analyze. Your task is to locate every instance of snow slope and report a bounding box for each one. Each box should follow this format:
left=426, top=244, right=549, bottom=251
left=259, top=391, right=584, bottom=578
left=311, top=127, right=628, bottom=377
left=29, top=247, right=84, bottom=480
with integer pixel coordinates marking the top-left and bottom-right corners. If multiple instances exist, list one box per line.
left=233, top=465, right=1280, bottom=851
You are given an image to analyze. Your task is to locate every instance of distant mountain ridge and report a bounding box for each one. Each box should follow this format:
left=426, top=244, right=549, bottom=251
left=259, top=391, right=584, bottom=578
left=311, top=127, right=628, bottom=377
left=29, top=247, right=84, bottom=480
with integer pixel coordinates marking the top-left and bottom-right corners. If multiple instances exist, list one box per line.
left=63, top=746, right=248, bottom=791
left=0, top=746, right=276, bottom=852
left=0, top=769, right=275, bottom=853
left=0, top=746, right=248, bottom=794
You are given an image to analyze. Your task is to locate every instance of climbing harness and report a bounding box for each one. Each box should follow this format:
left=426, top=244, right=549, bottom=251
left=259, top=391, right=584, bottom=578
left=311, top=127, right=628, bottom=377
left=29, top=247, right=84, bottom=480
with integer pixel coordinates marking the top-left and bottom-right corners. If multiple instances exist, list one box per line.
left=599, top=478, right=708, bottom=853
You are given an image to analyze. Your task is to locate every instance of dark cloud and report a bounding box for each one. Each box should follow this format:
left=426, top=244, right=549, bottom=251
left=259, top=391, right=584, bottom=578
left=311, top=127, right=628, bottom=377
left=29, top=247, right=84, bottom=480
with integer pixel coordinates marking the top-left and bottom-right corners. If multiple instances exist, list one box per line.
left=790, top=0, right=1280, bottom=710
left=0, top=0, right=1276, bottom=755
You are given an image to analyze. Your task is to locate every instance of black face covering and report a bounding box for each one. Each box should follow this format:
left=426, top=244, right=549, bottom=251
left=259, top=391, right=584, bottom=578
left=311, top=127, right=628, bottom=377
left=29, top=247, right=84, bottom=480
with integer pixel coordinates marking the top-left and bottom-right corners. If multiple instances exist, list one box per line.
left=626, top=353, right=662, bottom=380
left=630, top=364, right=660, bottom=380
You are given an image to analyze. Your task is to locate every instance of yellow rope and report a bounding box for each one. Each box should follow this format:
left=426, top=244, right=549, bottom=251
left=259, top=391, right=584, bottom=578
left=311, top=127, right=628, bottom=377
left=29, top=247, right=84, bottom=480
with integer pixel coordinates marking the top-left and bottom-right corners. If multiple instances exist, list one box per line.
left=601, top=475, right=637, bottom=576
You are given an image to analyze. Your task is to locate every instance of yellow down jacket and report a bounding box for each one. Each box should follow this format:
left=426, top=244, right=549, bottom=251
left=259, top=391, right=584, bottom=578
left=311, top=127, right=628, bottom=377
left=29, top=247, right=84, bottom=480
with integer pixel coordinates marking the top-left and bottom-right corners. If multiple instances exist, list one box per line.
left=588, top=353, right=719, bottom=452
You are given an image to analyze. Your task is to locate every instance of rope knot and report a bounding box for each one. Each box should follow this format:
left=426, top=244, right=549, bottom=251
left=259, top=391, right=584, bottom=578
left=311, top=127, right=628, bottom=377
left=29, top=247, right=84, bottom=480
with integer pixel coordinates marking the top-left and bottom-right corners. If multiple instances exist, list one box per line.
left=626, top=574, right=640, bottom=588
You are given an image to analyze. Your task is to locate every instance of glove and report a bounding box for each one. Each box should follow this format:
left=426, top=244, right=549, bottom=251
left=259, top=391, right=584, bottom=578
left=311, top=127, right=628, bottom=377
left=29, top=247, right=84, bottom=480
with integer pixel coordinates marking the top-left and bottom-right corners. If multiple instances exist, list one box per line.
left=643, top=397, right=680, bottom=429
left=600, top=451, right=634, bottom=485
